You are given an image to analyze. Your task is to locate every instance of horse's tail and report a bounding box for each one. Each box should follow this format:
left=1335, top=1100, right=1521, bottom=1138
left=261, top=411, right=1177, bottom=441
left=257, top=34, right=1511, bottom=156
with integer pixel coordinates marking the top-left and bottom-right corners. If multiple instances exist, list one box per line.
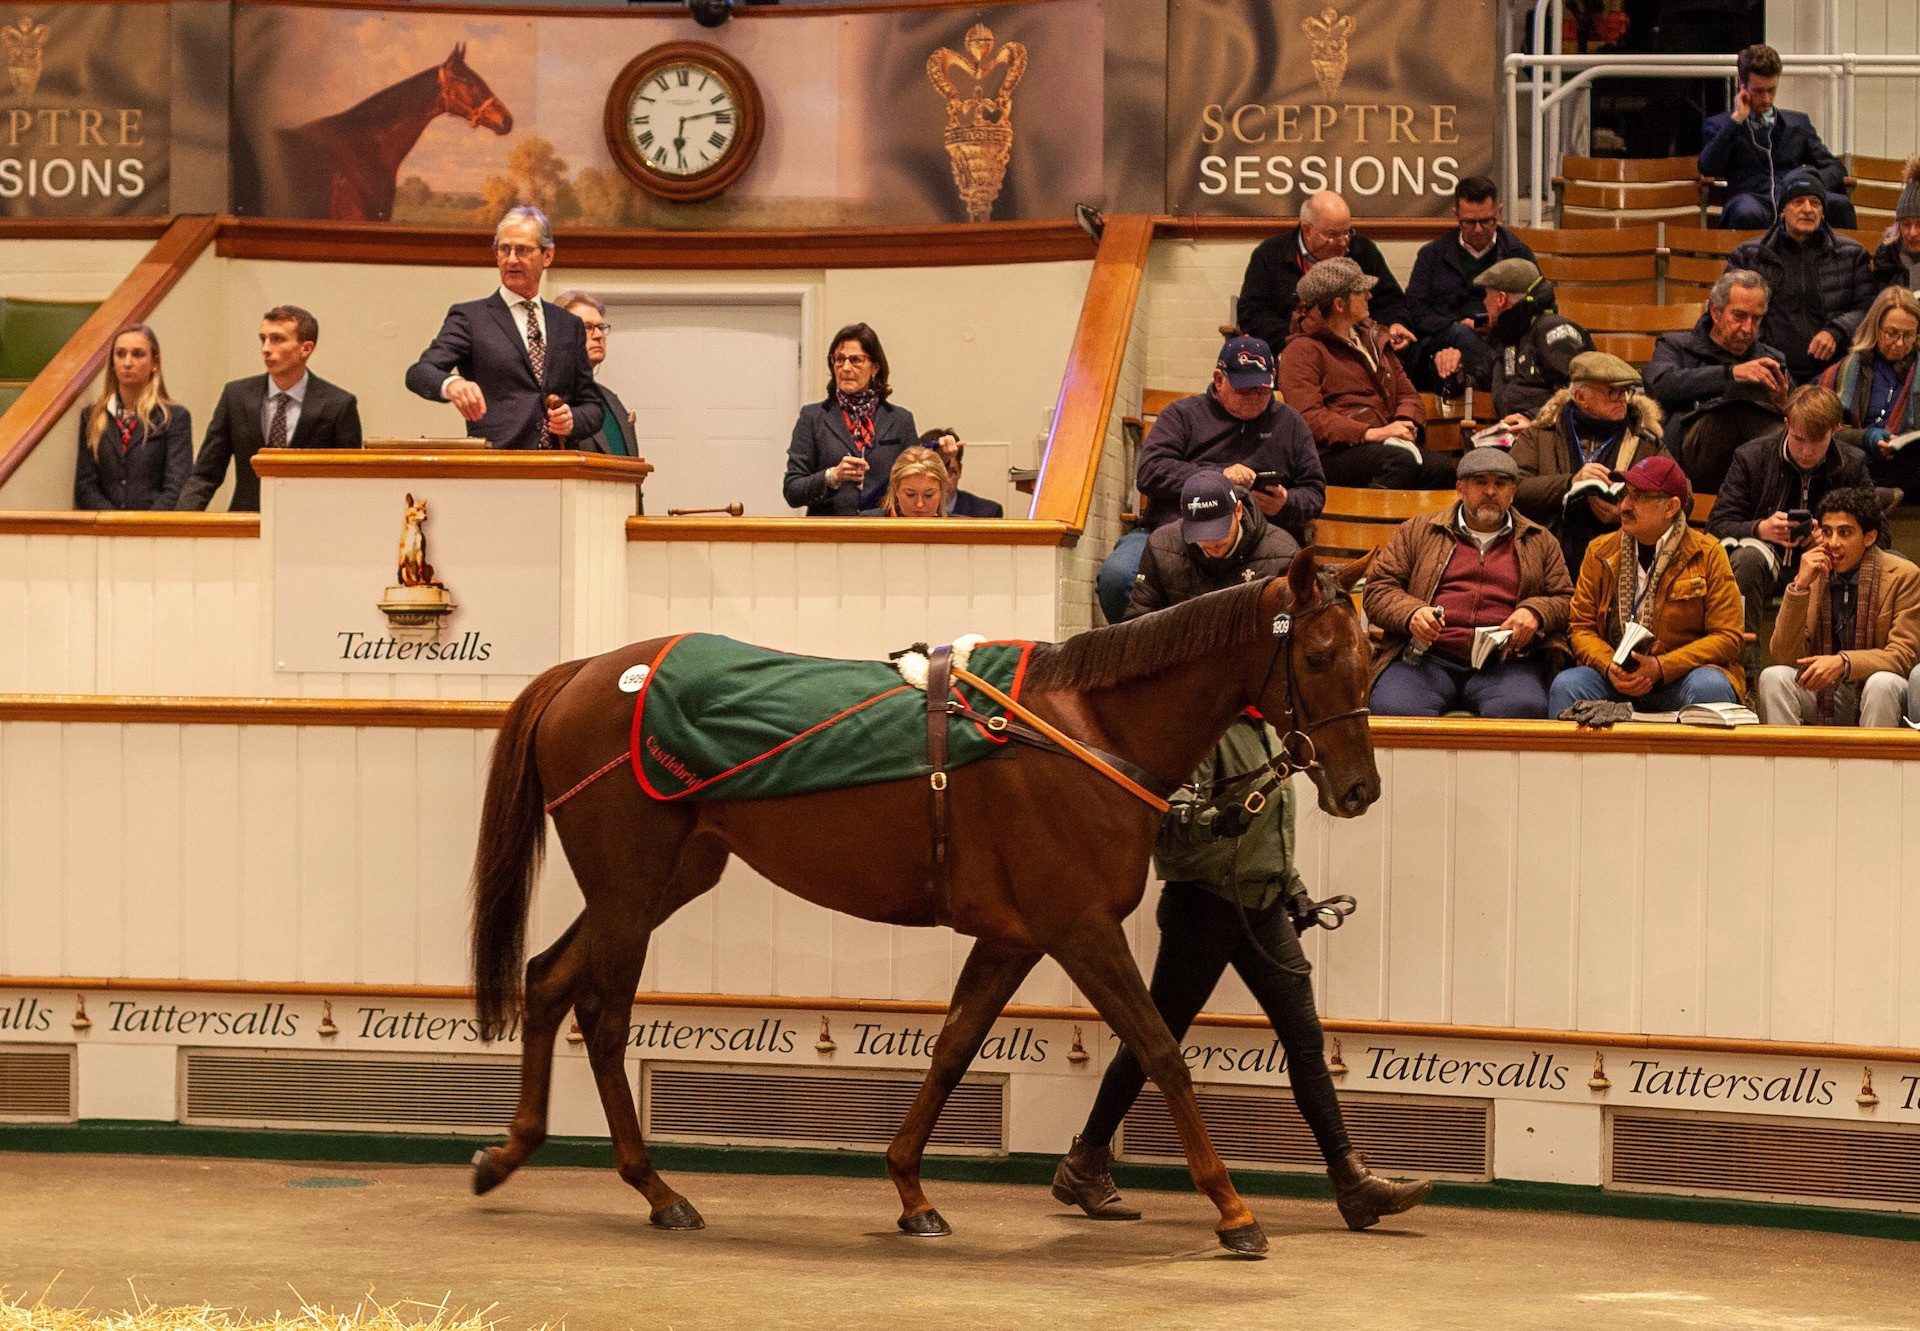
left=472, top=657, right=591, bottom=1042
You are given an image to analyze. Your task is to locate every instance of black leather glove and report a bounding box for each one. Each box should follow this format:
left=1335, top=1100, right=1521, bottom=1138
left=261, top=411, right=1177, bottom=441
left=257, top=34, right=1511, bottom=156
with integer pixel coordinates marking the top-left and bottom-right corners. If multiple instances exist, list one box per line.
left=1557, top=698, right=1634, bottom=728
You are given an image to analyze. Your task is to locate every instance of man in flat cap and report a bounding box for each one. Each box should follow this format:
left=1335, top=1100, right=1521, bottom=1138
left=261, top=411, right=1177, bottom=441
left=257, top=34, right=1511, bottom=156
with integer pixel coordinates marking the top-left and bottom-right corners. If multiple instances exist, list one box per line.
left=1278, top=257, right=1454, bottom=489
left=1475, top=257, right=1591, bottom=427
left=1235, top=190, right=1414, bottom=354
left=1549, top=455, right=1746, bottom=716
left=1365, top=446, right=1574, bottom=718
left=1726, top=169, right=1879, bottom=384
left=1510, top=351, right=1668, bottom=577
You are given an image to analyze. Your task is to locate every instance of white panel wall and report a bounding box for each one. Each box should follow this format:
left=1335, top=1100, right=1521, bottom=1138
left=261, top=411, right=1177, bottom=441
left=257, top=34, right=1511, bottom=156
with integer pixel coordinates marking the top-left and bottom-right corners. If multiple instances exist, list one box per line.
left=9, top=713, right=1920, bottom=1054
left=1771, top=0, right=1920, bottom=163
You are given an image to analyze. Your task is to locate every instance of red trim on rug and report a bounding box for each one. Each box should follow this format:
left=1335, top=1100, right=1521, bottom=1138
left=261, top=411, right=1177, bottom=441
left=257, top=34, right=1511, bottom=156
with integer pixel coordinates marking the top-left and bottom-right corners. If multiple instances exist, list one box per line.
left=545, top=749, right=634, bottom=814
left=635, top=678, right=916, bottom=803
left=627, top=633, right=692, bottom=800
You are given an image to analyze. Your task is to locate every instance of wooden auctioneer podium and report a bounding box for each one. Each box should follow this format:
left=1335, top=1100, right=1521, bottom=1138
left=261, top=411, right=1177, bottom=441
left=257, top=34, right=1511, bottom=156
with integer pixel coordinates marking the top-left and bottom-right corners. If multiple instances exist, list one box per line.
left=252, top=442, right=653, bottom=680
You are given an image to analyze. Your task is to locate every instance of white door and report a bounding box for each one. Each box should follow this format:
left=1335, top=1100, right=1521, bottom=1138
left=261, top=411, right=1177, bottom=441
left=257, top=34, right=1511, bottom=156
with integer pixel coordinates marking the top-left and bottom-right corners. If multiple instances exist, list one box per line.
left=600, top=298, right=804, bottom=517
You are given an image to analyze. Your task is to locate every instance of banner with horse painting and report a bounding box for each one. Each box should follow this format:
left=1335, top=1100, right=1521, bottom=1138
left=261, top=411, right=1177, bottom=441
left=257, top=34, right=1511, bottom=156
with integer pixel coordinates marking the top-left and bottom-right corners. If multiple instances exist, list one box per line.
left=229, top=0, right=1103, bottom=228
left=0, top=4, right=169, bottom=217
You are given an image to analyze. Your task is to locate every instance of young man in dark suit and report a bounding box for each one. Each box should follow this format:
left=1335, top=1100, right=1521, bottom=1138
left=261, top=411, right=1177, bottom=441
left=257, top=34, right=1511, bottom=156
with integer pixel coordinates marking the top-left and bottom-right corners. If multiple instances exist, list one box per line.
left=404, top=205, right=603, bottom=449
left=555, top=289, right=637, bottom=457
left=176, top=305, right=362, bottom=513
left=921, top=428, right=1004, bottom=518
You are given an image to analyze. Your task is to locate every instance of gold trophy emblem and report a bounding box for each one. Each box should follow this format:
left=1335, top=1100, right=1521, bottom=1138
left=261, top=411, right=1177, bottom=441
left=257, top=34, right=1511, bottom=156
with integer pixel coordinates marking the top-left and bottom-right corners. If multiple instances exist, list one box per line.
left=926, top=23, right=1027, bottom=223
left=2, top=17, right=49, bottom=100
left=1301, top=6, right=1356, bottom=97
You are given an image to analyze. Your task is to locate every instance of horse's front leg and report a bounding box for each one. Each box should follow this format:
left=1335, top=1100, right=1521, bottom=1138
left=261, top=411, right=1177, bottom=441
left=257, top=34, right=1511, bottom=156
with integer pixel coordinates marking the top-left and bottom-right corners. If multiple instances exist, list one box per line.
left=886, top=938, right=1040, bottom=1236
left=1049, top=922, right=1267, bottom=1256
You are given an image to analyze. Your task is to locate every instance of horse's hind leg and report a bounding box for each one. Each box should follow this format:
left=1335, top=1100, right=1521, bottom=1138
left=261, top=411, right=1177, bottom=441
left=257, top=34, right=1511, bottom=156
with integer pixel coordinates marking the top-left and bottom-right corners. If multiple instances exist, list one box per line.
left=886, top=939, right=1040, bottom=1237
left=473, top=914, right=587, bottom=1195
left=573, top=830, right=730, bottom=1230
left=1049, top=923, right=1267, bottom=1256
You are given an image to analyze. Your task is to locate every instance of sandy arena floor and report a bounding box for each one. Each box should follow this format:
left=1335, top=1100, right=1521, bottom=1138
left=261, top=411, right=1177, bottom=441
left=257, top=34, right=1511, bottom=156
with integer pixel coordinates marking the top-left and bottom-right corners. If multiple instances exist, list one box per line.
left=1, top=1153, right=1911, bottom=1330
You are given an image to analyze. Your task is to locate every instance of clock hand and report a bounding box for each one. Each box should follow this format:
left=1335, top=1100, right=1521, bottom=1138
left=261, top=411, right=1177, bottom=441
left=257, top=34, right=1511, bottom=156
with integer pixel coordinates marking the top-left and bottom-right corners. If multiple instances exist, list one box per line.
left=680, top=110, right=725, bottom=123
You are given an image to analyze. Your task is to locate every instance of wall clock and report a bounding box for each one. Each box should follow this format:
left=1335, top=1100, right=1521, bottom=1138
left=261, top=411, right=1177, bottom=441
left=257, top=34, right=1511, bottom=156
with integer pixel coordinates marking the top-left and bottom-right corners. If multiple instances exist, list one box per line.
left=604, top=42, right=765, bottom=203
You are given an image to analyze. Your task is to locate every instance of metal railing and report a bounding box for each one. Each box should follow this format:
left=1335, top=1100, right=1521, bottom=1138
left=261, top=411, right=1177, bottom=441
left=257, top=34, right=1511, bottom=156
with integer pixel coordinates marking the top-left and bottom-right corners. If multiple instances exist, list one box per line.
left=1504, top=50, right=1920, bottom=227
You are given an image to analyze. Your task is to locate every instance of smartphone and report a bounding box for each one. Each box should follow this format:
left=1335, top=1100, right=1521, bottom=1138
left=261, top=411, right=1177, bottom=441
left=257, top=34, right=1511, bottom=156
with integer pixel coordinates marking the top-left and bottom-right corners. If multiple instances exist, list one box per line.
left=1787, top=508, right=1814, bottom=542
left=1250, top=470, right=1286, bottom=491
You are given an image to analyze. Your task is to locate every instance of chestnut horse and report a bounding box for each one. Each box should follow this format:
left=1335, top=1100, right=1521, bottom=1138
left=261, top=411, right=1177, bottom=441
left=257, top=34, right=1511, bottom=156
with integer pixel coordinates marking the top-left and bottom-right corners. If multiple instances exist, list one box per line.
left=468, top=555, right=1378, bottom=1255
left=258, top=45, right=512, bottom=221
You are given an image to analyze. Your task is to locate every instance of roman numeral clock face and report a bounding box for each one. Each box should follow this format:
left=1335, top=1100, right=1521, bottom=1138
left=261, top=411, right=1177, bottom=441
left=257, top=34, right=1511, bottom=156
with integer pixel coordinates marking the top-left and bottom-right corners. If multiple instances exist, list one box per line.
left=604, top=43, right=765, bottom=203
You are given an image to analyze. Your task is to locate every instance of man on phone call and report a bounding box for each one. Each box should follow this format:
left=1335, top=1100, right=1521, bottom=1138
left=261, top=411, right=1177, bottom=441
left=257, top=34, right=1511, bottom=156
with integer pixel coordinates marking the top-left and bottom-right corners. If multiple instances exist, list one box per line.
left=1756, top=488, right=1920, bottom=727
left=1549, top=456, right=1745, bottom=716
left=1701, top=44, right=1856, bottom=231
left=1709, top=384, right=1870, bottom=676
left=1096, top=334, right=1325, bottom=623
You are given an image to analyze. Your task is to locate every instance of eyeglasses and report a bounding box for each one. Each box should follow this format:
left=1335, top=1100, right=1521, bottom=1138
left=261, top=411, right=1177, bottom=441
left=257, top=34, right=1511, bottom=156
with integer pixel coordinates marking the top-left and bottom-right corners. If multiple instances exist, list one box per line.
left=1458, top=215, right=1499, bottom=230
left=1879, top=325, right=1918, bottom=345
left=831, top=353, right=872, bottom=367
left=581, top=321, right=612, bottom=335
left=494, top=243, right=546, bottom=259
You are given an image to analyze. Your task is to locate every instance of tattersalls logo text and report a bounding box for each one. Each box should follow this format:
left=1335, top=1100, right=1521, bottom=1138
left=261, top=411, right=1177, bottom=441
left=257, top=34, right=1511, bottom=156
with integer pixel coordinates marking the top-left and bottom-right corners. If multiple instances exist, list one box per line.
left=341, top=491, right=494, bottom=662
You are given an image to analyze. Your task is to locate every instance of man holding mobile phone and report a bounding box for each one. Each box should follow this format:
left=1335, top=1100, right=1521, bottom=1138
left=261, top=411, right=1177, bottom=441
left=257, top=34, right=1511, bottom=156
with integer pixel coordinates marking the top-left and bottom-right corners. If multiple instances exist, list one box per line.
left=1709, top=385, right=1870, bottom=678
left=1701, top=44, right=1856, bottom=231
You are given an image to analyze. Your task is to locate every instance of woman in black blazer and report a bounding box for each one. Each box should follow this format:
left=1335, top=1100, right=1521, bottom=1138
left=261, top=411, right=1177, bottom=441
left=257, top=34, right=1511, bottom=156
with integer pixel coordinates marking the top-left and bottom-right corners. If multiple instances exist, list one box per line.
left=75, top=324, right=192, bottom=511
left=782, top=322, right=918, bottom=515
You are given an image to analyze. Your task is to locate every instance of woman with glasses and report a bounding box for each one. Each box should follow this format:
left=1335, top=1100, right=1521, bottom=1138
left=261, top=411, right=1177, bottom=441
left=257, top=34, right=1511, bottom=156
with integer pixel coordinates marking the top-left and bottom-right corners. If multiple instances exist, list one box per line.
left=74, top=323, right=191, bottom=511
left=1820, top=285, right=1920, bottom=503
left=782, top=322, right=918, bottom=515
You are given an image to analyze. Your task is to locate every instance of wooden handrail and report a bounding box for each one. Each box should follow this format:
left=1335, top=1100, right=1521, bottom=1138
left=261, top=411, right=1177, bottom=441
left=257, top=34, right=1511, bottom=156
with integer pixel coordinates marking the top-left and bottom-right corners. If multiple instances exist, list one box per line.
left=0, top=697, right=1912, bottom=759
left=0, top=214, right=221, bottom=489
left=0, top=511, right=258, bottom=538
left=5, top=972, right=1917, bottom=1065
left=626, top=515, right=1075, bottom=545
left=217, top=216, right=1097, bottom=271
left=1030, top=215, right=1154, bottom=529
left=252, top=448, right=654, bottom=483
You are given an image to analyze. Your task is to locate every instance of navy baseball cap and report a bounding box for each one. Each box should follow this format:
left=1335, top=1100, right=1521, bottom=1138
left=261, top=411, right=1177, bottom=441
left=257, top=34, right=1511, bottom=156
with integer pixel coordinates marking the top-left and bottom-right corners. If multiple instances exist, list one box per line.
left=1179, top=470, right=1239, bottom=543
left=1217, top=335, right=1275, bottom=390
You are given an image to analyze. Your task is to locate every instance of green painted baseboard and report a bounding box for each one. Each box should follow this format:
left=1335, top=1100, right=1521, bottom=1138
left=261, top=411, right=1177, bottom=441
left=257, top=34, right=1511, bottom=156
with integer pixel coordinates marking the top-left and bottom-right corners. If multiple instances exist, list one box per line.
left=4, top=1119, right=1917, bottom=1243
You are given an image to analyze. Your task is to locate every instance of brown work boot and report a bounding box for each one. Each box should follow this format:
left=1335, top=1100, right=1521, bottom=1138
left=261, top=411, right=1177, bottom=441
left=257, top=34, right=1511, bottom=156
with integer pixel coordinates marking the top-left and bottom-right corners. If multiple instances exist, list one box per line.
left=1050, top=1136, right=1141, bottom=1220
left=1328, top=1150, right=1432, bottom=1231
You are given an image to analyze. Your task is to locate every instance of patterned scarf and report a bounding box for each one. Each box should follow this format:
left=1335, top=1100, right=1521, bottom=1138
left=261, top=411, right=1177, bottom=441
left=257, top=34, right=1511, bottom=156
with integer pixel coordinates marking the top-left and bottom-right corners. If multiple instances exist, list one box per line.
left=1609, top=509, right=1688, bottom=644
left=837, top=388, right=879, bottom=455
left=111, top=399, right=140, bottom=456
left=1830, top=350, right=1920, bottom=435
left=1806, top=546, right=1885, bottom=723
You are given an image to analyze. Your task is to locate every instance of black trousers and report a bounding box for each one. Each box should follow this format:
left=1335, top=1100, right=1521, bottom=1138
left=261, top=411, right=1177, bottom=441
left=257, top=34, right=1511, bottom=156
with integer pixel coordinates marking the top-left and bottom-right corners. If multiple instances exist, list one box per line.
left=1080, top=880, right=1353, bottom=1164
left=1322, top=442, right=1457, bottom=490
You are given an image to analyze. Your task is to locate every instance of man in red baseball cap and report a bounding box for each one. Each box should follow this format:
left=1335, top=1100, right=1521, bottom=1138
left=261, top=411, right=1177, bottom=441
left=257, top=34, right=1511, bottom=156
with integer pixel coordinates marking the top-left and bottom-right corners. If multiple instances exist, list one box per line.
left=1547, top=454, right=1747, bottom=716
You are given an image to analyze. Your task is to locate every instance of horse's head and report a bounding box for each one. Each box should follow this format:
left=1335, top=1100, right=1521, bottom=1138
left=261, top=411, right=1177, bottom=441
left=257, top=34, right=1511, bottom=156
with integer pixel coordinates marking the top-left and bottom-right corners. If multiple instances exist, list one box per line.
left=1253, top=551, right=1380, bottom=819
left=438, top=44, right=513, bottom=135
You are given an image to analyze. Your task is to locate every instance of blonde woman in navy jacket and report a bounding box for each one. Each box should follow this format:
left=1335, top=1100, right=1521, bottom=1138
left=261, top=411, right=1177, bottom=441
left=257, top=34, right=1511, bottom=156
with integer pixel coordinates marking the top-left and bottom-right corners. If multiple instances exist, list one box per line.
left=75, top=324, right=191, bottom=510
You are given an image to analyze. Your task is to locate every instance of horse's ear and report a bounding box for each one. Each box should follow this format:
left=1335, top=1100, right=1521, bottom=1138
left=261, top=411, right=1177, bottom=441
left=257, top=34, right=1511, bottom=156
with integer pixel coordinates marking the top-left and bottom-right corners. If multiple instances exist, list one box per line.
left=449, top=42, right=466, bottom=64
left=1286, top=546, right=1318, bottom=607
left=1333, top=550, right=1373, bottom=592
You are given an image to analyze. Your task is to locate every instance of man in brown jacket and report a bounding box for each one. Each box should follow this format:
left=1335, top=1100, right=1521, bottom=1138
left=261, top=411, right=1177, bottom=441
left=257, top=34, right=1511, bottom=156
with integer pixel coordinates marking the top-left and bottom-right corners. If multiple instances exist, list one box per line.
left=1549, top=455, right=1746, bottom=716
left=1278, top=257, right=1454, bottom=489
left=1509, top=352, right=1667, bottom=578
left=1757, top=488, right=1920, bottom=726
left=1366, top=448, right=1575, bottom=717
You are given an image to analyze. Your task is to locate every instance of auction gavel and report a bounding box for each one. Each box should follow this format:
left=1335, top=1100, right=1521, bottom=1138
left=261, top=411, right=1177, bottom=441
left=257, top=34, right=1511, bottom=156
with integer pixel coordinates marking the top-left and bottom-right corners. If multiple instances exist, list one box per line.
left=667, top=502, right=746, bottom=517
left=544, top=394, right=564, bottom=449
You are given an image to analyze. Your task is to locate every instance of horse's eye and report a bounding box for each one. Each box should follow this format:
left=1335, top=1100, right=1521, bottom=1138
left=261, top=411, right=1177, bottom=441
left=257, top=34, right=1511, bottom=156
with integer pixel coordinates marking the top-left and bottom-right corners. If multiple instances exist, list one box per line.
left=1306, top=650, right=1336, bottom=670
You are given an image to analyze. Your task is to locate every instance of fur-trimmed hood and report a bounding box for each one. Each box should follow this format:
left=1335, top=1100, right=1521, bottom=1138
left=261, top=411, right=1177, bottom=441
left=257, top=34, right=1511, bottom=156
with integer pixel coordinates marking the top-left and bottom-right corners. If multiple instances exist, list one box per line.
left=1527, top=386, right=1664, bottom=437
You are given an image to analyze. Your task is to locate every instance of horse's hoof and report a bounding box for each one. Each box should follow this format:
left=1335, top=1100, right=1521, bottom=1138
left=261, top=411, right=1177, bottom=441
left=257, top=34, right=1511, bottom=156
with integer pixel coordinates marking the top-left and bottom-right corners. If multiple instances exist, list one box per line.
left=898, top=1207, right=952, bottom=1238
left=1216, top=1220, right=1269, bottom=1257
left=471, top=1148, right=513, bottom=1196
left=649, top=1198, right=706, bottom=1230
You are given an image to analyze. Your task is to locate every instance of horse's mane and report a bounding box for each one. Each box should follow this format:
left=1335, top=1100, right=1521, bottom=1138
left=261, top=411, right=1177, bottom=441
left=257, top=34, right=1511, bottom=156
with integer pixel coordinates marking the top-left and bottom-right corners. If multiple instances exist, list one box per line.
left=1025, top=576, right=1279, bottom=691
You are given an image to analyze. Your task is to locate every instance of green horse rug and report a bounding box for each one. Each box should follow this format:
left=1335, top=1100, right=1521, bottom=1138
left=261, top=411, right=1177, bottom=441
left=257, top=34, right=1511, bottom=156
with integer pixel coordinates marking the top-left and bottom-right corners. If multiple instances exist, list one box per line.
left=628, top=632, right=1034, bottom=802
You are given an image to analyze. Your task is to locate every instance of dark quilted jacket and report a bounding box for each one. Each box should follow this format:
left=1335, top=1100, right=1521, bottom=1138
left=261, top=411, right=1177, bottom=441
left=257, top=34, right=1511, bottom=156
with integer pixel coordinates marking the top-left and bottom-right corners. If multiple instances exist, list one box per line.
left=1726, top=225, right=1879, bottom=383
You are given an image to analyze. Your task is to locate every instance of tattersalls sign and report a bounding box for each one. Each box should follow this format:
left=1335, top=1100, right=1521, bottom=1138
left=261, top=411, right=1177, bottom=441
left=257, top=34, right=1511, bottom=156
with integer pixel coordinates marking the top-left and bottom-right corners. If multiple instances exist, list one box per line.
left=1166, top=0, right=1496, bottom=217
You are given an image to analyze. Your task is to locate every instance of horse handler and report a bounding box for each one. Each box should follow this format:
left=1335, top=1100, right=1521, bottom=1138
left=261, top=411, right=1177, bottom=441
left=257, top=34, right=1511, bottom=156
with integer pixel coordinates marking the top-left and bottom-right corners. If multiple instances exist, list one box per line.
left=1051, top=471, right=1432, bottom=1232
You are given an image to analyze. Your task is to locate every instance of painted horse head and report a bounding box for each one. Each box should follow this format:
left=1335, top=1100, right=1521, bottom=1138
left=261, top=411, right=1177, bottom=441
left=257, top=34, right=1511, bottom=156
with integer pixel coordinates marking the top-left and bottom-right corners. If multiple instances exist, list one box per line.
left=1253, top=551, right=1380, bottom=819
left=437, top=43, right=513, bottom=134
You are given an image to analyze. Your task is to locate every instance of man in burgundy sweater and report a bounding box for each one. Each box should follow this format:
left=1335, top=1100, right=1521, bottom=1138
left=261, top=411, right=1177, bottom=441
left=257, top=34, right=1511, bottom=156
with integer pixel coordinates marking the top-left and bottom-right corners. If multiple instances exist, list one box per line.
left=1362, top=447, right=1575, bottom=718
